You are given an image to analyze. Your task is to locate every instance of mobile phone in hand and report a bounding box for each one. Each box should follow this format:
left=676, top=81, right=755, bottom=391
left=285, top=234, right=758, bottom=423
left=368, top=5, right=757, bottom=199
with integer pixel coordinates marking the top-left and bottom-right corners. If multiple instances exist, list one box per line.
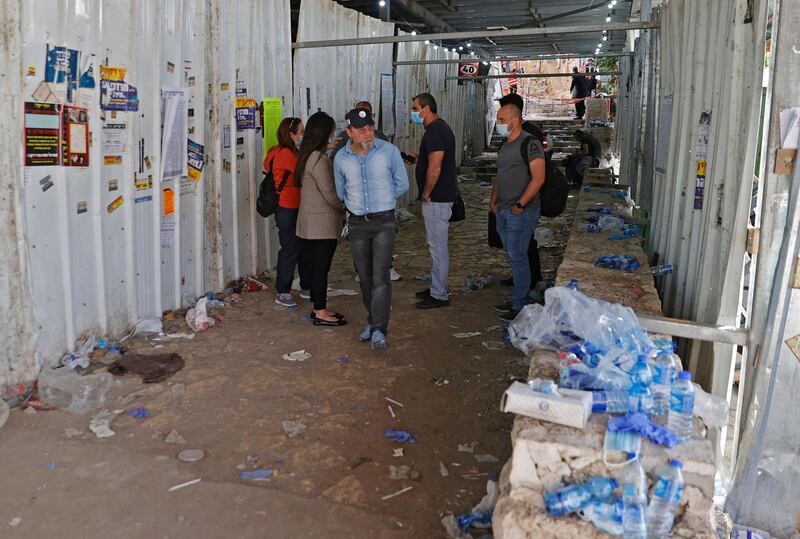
left=401, top=152, right=417, bottom=164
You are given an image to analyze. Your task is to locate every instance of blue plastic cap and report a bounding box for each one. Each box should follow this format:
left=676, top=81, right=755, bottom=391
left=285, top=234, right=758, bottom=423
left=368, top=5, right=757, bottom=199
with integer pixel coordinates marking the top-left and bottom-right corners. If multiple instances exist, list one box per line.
left=670, top=459, right=683, bottom=468
left=678, top=371, right=692, bottom=381
left=625, top=453, right=637, bottom=460
left=610, top=478, right=618, bottom=488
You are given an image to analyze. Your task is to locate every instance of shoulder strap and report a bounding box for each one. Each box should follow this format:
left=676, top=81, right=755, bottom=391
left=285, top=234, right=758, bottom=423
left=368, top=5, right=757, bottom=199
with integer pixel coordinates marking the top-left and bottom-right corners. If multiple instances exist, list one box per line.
left=276, top=169, right=290, bottom=192
left=519, top=134, right=531, bottom=166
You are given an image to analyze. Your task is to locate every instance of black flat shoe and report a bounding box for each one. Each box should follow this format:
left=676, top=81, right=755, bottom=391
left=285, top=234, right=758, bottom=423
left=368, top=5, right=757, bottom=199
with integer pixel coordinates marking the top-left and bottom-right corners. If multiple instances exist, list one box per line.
left=310, top=311, right=345, bottom=320
left=313, top=317, right=348, bottom=327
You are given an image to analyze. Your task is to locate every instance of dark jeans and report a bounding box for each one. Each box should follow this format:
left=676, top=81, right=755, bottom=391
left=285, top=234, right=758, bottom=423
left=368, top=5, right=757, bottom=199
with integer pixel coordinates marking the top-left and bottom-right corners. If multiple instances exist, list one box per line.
left=275, top=206, right=311, bottom=294
left=349, top=214, right=396, bottom=335
left=575, top=100, right=586, bottom=119
left=304, top=239, right=338, bottom=310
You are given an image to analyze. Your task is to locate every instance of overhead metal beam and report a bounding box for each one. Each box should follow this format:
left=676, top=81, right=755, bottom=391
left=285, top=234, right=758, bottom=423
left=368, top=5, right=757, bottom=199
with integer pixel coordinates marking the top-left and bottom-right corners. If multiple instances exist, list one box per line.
left=447, top=71, right=620, bottom=80
left=292, top=21, right=660, bottom=49
left=390, top=0, right=490, bottom=58
left=539, top=2, right=610, bottom=23
left=637, top=315, right=749, bottom=347
left=395, top=52, right=630, bottom=66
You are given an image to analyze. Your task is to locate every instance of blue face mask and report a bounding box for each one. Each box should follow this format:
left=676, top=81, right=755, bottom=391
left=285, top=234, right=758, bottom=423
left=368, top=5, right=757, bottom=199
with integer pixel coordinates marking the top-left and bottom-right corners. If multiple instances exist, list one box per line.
left=410, top=111, right=423, bottom=125
left=495, top=122, right=510, bottom=138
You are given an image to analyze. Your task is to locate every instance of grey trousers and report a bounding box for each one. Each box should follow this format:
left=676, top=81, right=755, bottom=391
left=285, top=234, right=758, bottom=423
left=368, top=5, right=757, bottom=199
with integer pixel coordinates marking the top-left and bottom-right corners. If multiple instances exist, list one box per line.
left=421, top=201, right=453, bottom=301
left=349, top=214, right=397, bottom=335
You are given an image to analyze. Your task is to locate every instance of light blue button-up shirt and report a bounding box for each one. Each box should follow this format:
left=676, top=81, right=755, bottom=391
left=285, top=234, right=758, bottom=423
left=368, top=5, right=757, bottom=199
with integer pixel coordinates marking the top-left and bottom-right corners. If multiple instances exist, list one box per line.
left=333, top=138, right=409, bottom=216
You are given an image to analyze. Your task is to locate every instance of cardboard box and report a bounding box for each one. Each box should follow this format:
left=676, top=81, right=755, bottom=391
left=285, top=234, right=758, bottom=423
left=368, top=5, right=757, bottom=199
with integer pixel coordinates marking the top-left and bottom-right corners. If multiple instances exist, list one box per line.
left=501, top=382, right=593, bottom=429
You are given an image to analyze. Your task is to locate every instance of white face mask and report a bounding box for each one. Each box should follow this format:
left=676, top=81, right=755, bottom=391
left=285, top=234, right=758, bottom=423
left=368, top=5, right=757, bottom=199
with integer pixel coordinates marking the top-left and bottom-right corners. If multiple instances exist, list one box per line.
left=295, top=137, right=303, bottom=149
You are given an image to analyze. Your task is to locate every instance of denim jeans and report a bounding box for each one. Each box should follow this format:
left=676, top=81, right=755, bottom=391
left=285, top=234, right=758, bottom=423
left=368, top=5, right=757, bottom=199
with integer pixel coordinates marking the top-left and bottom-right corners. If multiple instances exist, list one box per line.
left=275, top=206, right=311, bottom=294
left=421, top=201, right=453, bottom=301
left=496, top=207, right=540, bottom=311
left=348, top=214, right=397, bottom=334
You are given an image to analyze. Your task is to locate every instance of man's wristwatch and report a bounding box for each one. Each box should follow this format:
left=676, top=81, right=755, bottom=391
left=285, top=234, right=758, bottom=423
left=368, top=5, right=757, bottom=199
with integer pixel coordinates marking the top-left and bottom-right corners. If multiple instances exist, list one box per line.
left=515, top=202, right=525, bottom=209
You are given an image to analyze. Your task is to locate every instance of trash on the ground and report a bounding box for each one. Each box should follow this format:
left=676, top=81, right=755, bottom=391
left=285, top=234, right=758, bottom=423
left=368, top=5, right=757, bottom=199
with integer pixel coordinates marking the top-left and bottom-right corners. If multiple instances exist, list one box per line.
left=224, top=293, right=243, bottom=305
left=64, top=427, right=84, bottom=439
left=134, top=318, right=164, bottom=336
left=230, top=276, right=267, bottom=294
left=326, top=287, right=359, bottom=297
left=432, top=378, right=450, bottom=386
left=170, top=383, right=187, bottom=396
left=39, top=366, right=113, bottom=414
left=43, top=462, right=57, bottom=470
left=384, top=397, right=404, bottom=408
left=282, top=350, right=311, bottom=362
left=165, top=429, right=186, bottom=444
left=441, top=514, right=471, bottom=539
left=110, top=353, right=185, bottom=383
left=299, top=316, right=314, bottom=321
left=388, top=405, right=396, bottom=418
left=456, top=511, right=494, bottom=531
left=336, top=357, right=350, bottom=363
left=178, top=449, right=205, bottom=462
left=381, top=486, right=414, bottom=501
left=481, top=341, right=505, bottom=351
left=8, top=517, right=22, bottom=528
left=168, top=478, right=202, bottom=492
left=414, top=273, right=431, bottom=281
left=458, top=442, right=477, bottom=453
left=731, top=525, right=771, bottom=539
left=163, top=332, right=195, bottom=340
left=186, top=297, right=214, bottom=332
left=393, top=448, right=404, bottom=457
left=389, top=464, right=411, bottom=480
left=60, top=335, right=95, bottom=370
left=282, top=420, right=307, bottom=438
left=128, top=406, right=150, bottom=419
left=535, top=227, right=555, bottom=247
left=461, top=274, right=491, bottom=291
left=486, top=325, right=503, bottom=332
left=384, top=428, right=416, bottom=444
left=239, top=468, right=273, bottom=481
left=396, top=208, right=416, bottom=222
left=474, top=454, right=500, bottom=464
left=89, top=408, right=124, bottom=438
left=440, top=461, right=450, bottom=477
left=453, top=332, right=482, bottom=339
left=693, top=382, right=729, bottom=428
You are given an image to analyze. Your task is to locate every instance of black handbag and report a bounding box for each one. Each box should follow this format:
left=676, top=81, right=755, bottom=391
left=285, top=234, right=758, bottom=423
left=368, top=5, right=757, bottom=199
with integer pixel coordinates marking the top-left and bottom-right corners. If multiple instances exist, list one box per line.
left=449, top=192, right=465, bottom=222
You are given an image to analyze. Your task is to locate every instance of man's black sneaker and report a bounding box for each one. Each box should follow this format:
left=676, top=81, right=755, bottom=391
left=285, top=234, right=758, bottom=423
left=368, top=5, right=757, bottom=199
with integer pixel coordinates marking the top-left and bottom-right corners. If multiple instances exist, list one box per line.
left=499, top=310, right=520, bottom=322
left=494, top=301, right=514, bottom=313
left=416, top=296, right=450, bottom=309
left=415, top=288, right=431, bottom=299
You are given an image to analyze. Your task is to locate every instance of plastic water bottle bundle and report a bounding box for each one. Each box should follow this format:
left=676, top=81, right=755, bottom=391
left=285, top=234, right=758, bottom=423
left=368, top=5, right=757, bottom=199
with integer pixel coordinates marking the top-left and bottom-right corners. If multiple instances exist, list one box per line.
left=579, top=498, right=624, bottom=535
left=622, top=453, right=648, bottom=539
left=646, top=460, right=685, bottom=538
left=544, top=477, right=618, bottom=517
left=651, top=351, right=678, bottom=417
left=668, top=371, right=695, bottom=442
left=594, top=255, right=642, bottom=271
left=651, top=264, right=674, bottom=276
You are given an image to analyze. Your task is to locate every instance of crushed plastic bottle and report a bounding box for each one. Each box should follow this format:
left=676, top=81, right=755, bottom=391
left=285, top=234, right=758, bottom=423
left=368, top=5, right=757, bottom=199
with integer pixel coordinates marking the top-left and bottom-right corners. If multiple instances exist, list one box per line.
left=646, top=460, right=684, bottom=538
left=652, top=264, right=674, bottom=276
left=580, top=498, right=623, bottom=535
left=38, top=366, right=113, bottom=414
left=668, top=371, right=695, bottom=442
left=591, top=389, right=628, bottom=414
left=651, top=352, right=678, bottom=417
left=544, top=477, right=618, bottom=517
left=595, top=255, right=641, bottom=271
left=622, top=453, right=647, bottom=539
left=627, top=356, right=653, bottom=416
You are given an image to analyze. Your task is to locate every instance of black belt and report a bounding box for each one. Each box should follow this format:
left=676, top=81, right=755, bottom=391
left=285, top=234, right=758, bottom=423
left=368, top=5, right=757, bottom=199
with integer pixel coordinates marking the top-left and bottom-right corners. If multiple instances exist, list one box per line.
left=348, top=210, right=395, bottom=222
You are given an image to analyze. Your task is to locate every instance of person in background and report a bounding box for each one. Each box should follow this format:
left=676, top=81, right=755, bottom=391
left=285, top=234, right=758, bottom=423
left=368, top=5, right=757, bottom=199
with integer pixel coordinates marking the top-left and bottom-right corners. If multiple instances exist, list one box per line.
left=265, top=117, right=312, bottom=309
left=588, top=68, right=598, bottom=97
left=508, top=68, right=519, bottom=94
left=331, top=100, right=402, bottom=282
left=295, top=112, right=347, bottom=327
left=407, top=92, right=457, bottom=310
left=573, top=65, right=589, bottom=120
left=490, top=104, right=546, bottom=321
left=565, top=129, right=602, bottom=187
left=334, top=108, right=409, bottom=350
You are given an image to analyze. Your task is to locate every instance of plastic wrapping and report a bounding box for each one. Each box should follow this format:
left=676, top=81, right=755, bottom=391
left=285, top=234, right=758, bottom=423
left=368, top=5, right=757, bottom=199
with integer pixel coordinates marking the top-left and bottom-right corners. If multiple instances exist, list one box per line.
left=186, top=297, right=214, bottom=332
left=692, top=383, right=729, bottom=429
left=39, top=367, right=113, bottom=414
left=60, top=335, right=95, bottom=370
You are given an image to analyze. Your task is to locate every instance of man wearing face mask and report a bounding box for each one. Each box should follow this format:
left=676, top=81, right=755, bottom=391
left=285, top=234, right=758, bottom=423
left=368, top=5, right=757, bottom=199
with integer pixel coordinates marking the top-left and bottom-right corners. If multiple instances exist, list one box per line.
left=405, top=92, right=457, bottom=310
left=490, top=104, right=546, bottom=321
left=334, top=108, right=409, bottom=350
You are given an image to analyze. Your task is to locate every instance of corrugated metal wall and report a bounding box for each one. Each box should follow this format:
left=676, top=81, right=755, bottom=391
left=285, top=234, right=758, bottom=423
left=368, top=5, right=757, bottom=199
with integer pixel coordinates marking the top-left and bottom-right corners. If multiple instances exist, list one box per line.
left=4, top=0, right=292, bottom=380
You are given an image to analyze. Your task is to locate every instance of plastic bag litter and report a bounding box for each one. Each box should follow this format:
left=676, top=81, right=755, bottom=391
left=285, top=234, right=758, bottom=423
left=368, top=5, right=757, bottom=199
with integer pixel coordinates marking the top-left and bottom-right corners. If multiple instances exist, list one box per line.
left=134, top=318, right=164, bottom=335
left=60, top=335, right=96, bottom=370
left=186, top=297, right=214, bottom=332
left=39, top=367, right=113, bottom=414
left=384, top=428, right=417, bottom=444
left=693, top=383, right=729, bottom=429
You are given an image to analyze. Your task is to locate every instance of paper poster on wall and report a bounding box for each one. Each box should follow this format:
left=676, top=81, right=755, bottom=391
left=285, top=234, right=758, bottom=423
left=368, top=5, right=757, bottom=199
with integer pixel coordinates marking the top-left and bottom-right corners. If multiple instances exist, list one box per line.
left=24, top=102, right=61, bottom=166
left=163, top=187, right=175, bottom=216
left=180, top=178, right=197, bottom=196
left=161, top=87, right=189, bottom=179
left=102, top=122, right=127, bottom=156
left=694, top=111, right=712, bottom=210
left=394, top=98, right=406, bottom=139
left=62, top=106, right=89, bottom=166
left=100, top=66, right=139, bottom=112
left=45, top=45, right=80, bottom=102
left=236, top=97, right=256, bottom=130
left=187, top=139, right=204, bottom=180
left=655, top=94, right=673, bottom=174
left=380, top=73, right=395, bottom=137
left=160, top=216, right=175, bottom=247
left=262, top=98, right=283, bottom=155
left=223, top=125, right=231, bottom=149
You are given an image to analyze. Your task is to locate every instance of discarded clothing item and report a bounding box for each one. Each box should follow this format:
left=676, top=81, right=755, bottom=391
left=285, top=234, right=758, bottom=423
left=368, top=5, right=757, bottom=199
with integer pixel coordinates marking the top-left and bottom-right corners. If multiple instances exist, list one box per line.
left=384, top=428, right=416, bottom=444
left=607, top=412, right=679, bottom=448
left=110, top=353, right=185, bottom=383
left=239, top=468, right=273, bottom=481
left=128, top=406, right=150, bottom=419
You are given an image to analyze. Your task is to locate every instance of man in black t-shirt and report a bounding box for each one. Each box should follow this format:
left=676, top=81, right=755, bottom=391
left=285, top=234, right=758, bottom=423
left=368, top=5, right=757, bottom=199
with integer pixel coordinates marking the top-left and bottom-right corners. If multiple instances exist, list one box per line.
left=407, top=92, right=458, bottom=309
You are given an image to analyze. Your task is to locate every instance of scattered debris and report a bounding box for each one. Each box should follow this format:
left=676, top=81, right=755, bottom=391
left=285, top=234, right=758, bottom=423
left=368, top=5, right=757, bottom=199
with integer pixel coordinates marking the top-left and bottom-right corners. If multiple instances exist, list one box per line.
left=134, top=318, right=163, bottom=336
left=111, top=353, right=185, bottom=383
left=119, top=388, right=152, bottom=406
left=439, top=461, right=450, bottom=477
left=335, top=357, right=350, bottom=363
left=393, top=448, right=404, bottom=458
left=186, top=297, right=214, bottom=332
left=461, top=274, right=491, bottom=291
left=458, top=442, right=477, bottom=453
left=486, top=325, right=503, bottom=332
left=481, top=340, right=505, bottom=351
left=282, top=420, right=307, bottom=438
left=170, top=383, right=186, bottom=396
left=168, top=478, right=201, bottom=492
left=88, top=409, right=124, bottom=438
left=327, top=288, right=358, bottom=297
left=239, top=469, right=273, bottom=481
left=128, top=407, right=149, bottom=419
left=384, top=397, right=404, bottom=408
left=64, top=427, right=84, bottom=439
left=178, top=449, right=205, bottom=462
left=474, top=454, right=500, bottom=464
left=8, top=517, right=21, bottom=528
left=282, top=350, right=311, bottom=362
left=384, top=429, right=416, bottom=444
left=163, top=332, right=195, bottom=340
left=389, top=464, right=411, bottom=480
left=43, top=462, right=57, bottom=470
left=165, top=429, right=186, bottom=444
left=441, top=514, right=471, bottom=539
left=388, top=405, right=396, bottom=418
left=381, top=486, right=414, bottom=501
left=230, top=276, right=267, bottom=294
left=414, top=274, right=431, bottom=281
left=396, top=208, right=416, bottom=222
left=432, top=378, right=450, bottom=386
left=453, top=332, right=482, bottom=339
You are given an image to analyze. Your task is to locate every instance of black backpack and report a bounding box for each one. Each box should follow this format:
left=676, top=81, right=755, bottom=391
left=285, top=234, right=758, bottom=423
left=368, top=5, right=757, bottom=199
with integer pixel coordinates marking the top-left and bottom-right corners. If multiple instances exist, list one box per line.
left=520, top=137, right=568, bottom=218
left=257, top=154, right=290, bottom=218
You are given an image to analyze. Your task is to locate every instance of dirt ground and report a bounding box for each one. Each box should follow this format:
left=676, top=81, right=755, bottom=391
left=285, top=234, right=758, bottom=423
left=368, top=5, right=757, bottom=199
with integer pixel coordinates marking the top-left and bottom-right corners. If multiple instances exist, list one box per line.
left=0, top=175, right=577, bottom=539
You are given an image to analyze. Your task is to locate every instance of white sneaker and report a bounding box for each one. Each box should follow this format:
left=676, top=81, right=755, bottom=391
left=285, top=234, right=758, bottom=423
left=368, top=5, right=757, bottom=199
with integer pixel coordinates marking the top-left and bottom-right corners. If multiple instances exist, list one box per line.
left=390, top=268, right=402, bottom=281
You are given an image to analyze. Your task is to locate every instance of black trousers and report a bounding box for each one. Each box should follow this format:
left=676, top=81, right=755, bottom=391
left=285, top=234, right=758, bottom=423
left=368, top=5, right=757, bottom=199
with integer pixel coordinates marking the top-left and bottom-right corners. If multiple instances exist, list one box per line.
left=275, top=206, right=312, bottom=294
left=575, top=100, right=586, bottom=119
left=304, top=239, right=338, bottom=310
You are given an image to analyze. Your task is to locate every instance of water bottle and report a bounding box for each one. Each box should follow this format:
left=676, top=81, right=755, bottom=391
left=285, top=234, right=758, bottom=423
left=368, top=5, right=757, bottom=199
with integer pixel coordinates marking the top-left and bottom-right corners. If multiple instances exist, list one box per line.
left=544, top=477, right=618, bottom=517
left=652, top=264, right=674, bottom=276
left=622, top=454, right=647, bottom=539
left=646, top=460, right=685, bottom=538
left=651, top=352, right=678, bottom=416
left=567, top=279, right=579, bottom=290
left=586, top=223, right=602, bottom=233
left=580, top=498, right=623, bottom=535
left=627, top=356, right=653, bottom=415
left=591, top=389, right=628, bottom=413
left=668, top=371, right=695, bottom=441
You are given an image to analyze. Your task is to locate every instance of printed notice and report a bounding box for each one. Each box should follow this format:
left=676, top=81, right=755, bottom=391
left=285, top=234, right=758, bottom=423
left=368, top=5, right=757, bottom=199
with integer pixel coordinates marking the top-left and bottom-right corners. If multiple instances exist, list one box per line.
left=161, top=87, right=189, bottom=179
